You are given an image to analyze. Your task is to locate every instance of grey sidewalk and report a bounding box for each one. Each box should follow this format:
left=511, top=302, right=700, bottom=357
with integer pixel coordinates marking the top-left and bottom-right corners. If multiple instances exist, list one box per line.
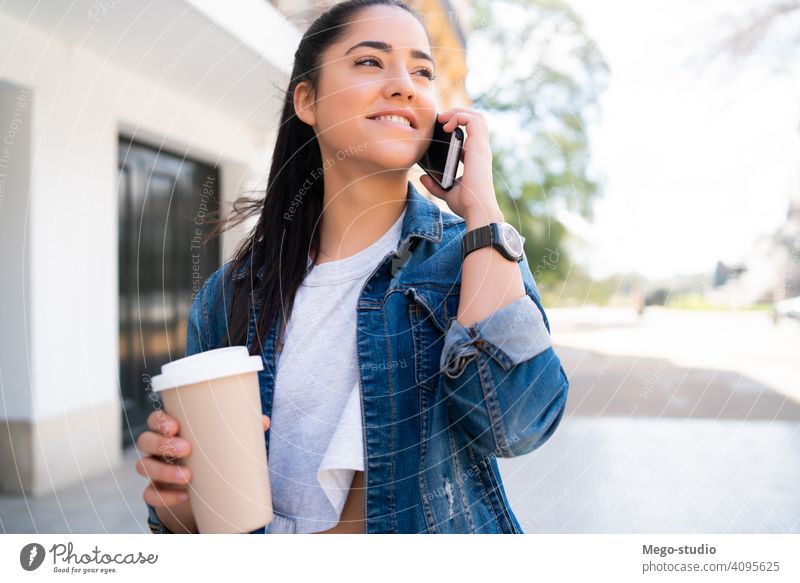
left=0, top=444, right=150, bottom=534
left=501, top=416, right=800, bottom=533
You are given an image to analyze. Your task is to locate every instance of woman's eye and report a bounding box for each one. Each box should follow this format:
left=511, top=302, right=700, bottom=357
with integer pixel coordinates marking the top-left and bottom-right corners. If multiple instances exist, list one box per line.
left=355, top=57, right=436, bottom=80
left=418, top=68, right=436, bottom=80
left=355, top=57, right=382, bottom=68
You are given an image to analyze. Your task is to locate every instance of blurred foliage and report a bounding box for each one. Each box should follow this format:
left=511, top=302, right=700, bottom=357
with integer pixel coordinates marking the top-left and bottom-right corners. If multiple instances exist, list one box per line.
left=467, top=0, right=610, bottom=294
left=666, top=294, right=774, bottom=312
left=539, top=268, right=647, bottom=308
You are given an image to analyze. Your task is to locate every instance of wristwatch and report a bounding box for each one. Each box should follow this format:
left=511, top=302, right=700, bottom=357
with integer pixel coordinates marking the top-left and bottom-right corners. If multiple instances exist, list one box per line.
left=462, top=221, right=524, bottom=262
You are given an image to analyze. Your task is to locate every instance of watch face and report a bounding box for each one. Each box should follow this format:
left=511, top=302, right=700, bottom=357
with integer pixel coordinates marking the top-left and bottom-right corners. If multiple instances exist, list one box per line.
left=499, top=222, right=523, bottom=258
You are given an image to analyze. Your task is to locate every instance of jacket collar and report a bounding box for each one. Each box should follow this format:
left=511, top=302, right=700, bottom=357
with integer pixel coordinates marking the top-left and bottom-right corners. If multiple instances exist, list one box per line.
left=398, top=179, right=443, bottom=245
left=241, top=180, right=442, bottom=282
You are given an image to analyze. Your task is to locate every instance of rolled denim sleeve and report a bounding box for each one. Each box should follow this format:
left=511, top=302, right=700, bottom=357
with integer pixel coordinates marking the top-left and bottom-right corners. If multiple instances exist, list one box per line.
left=440, top=293, right=552, bottom=379
left=439, top=253, right=569, bottom=459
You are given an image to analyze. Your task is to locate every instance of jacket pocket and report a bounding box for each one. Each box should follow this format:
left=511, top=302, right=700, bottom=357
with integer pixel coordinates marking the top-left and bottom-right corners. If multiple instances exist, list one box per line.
left=406, top=286, right=460, bottom=393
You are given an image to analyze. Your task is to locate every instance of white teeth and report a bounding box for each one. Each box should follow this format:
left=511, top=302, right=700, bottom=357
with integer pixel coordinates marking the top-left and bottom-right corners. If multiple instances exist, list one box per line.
left=370, top=114, right=412, bottom=127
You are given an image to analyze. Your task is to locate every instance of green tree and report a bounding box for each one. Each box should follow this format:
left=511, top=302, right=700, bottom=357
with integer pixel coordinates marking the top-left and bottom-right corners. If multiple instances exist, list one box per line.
left=467, top=0, right=609, bottom=290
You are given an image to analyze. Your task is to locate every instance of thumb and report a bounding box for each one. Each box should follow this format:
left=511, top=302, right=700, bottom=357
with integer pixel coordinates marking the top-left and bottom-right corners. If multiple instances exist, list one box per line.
left=262, top=415, right=271, bottom=432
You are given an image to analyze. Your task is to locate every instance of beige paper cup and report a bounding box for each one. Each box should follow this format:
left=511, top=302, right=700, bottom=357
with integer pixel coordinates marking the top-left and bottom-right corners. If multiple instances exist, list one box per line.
left=151, top=347, right=272, bottom=534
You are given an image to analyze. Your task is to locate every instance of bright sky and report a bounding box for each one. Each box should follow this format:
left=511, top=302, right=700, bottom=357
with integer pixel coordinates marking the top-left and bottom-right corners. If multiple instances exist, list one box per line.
left=523, top=0, right=800, bottom=280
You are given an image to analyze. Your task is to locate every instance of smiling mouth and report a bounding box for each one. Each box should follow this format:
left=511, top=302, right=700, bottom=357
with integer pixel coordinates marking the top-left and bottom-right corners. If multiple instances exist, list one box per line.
left=367, top=115, right=416, bottom=129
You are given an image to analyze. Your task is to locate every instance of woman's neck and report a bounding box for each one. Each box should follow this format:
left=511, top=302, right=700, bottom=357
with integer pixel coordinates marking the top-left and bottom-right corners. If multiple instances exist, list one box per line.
left=315, top=171, right=408, bottom=265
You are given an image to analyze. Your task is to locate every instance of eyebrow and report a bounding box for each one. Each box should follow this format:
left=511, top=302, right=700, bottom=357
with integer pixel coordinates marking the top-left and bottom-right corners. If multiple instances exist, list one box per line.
left=344, top=40, right=434, bottom=65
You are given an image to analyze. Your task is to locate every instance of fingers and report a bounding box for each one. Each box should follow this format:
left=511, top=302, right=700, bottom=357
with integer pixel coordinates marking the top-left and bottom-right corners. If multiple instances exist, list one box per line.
left=143, top=481, right=190, bottom=508
left=148, top=410, right=268, bottom=436
left=136, top=430, right=191, bottom=460
left=140, top=413, right=266, bottom=459
left=147, top=410, right=179, bottom=437
left=135, top=455, right=192, bottom=485
left=437, top=109, right=489, bottom=142
left=139, top=412, right=192, bottom=511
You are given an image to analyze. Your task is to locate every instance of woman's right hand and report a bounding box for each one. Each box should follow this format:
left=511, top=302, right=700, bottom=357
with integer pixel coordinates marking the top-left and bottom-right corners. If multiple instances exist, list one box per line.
left=135, top=410, right=194, bottom=509
left=135, top=409, right=272, bottom=509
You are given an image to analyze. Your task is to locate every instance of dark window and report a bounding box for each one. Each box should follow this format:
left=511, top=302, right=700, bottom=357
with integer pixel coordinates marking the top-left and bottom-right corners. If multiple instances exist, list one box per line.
left=118, top=136, right=220, bottom=448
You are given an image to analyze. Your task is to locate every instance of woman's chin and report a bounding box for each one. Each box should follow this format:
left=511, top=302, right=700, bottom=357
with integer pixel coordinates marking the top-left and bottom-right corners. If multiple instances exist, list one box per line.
left=368, top=151, right=422, bottom=172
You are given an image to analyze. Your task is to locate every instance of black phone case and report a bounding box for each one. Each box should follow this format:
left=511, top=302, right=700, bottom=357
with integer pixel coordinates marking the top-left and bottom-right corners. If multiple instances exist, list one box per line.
left=416, top=120, right=464, bottom=191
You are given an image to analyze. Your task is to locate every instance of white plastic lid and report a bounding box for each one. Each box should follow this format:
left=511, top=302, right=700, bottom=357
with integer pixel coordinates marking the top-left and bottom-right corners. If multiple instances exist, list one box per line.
left=150, top=346, right=264, bottom=393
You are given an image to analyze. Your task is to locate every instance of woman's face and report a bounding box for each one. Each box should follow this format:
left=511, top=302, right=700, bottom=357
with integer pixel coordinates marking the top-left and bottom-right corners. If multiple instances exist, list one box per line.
left=295, top=5, right=438, bottom=173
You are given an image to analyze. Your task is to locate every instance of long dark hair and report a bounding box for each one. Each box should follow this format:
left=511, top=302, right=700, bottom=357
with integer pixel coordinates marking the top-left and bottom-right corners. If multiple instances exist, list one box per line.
left=202, top=0, right=426, bottom=355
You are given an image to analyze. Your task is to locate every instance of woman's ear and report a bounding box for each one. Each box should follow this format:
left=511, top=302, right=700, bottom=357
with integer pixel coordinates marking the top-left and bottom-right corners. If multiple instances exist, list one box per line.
left=293, top=81, right=316, bottom=127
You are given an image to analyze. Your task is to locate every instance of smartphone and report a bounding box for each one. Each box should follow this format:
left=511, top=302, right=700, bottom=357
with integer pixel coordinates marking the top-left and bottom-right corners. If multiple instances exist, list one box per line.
left=416, top=118, right=464, bottom=191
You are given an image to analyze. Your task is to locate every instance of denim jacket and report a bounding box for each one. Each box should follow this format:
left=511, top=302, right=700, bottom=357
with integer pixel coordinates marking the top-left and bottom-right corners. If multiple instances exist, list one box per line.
left=146, top=180, right=569, bottom=534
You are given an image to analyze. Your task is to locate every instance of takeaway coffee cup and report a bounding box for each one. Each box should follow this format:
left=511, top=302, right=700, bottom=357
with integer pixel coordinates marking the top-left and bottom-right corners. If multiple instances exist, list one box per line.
left=150, top=346, right=272, bottom=534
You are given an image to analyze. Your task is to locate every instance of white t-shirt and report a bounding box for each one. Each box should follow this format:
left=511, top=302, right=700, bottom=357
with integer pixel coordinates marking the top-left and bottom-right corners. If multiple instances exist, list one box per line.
left=264, top=207, right=406, bottom=534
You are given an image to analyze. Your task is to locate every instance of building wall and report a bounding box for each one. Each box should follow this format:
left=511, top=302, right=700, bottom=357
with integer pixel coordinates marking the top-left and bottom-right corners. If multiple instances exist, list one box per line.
left=0, top=7, right=290, bottom=495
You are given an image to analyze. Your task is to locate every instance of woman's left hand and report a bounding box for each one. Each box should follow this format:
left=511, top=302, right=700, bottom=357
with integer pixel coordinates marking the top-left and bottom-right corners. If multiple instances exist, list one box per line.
left=418, top=108, right=502, bottom=221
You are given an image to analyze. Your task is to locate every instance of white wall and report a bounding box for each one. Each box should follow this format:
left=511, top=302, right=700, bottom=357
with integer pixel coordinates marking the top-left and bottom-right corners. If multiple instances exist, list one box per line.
left=0, top=11, right=279, bottom=425
left=0, top=80, right=33, bottom=420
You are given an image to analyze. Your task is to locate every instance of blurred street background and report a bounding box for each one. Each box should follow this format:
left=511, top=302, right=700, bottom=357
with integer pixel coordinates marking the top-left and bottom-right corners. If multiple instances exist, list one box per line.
left=501, top=307, right=800, bottom=533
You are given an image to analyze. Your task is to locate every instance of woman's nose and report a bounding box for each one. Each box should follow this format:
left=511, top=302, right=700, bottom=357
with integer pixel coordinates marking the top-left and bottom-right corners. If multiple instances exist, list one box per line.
left=384, top=69, right=416, bottom=100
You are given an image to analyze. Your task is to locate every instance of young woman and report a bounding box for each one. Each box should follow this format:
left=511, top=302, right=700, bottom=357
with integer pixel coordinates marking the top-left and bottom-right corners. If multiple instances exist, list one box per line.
left=135, top=0, right=569, bottom=534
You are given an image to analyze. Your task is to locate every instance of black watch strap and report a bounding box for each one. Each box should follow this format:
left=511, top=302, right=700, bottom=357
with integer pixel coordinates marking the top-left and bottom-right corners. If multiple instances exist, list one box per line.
left=462, top=224, right=494, bottom=258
